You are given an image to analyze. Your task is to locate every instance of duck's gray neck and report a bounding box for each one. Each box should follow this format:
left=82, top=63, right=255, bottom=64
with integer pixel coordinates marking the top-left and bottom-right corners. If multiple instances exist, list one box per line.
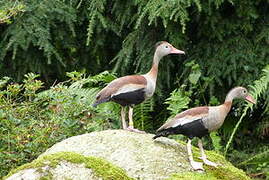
left=153, top=52, right=161, bottom=66
left=225, top=88, right=237, bottom=103
left=223, top=89, right=237, bottom=113
left=147, top=52, right=162, bottom=81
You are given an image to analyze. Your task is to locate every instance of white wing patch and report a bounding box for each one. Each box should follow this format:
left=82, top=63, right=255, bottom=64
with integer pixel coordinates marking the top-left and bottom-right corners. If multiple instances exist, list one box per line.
left=113, top=84, right=145, bottom=96
left=171, top=114, right=207, bottom=128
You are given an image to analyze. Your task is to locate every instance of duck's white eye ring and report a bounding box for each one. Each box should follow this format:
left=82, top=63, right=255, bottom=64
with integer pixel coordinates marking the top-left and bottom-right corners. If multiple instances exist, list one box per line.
left=243, top=90, right=247, bottom=93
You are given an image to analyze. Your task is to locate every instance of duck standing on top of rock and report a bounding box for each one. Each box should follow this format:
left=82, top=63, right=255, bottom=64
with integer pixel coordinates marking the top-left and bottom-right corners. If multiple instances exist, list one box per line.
left=153, top=87, right=256, bottom=171
left=93, top=41, right=185, bottom=133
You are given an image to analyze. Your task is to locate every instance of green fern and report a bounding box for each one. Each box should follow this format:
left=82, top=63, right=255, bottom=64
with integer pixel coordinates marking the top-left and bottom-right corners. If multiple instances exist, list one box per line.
left=86, top=0, right=107, bottom=45
left=112, top=30, right=139, bottom=74
left=135, top=0, right=201, bottom=33
left=0, top=77, right=11, bottom=89
left=0, top=71, right=122, bottom=177
left=209, top=131, right=222, bottom=152
left=66, top=70, right=117, bottom=88
left=88, top=71, right=117, bottom=84
left=164, top=85, right=191, bottom=117
left=133, top=98, right=154, bottom=131
left=37, top=71, right=122, bottom=131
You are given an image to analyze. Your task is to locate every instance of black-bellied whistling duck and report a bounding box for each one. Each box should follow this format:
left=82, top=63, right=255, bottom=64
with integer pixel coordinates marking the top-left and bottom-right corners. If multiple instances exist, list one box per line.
left=93, top=41, right=185, bottom=133
left=153, top=87, right=256, bottom=171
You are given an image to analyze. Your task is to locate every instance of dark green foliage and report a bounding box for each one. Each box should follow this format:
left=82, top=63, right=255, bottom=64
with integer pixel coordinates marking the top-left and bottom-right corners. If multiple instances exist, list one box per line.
left=0, top=0, right=25, bottom=24
left=238, top=148, right=269, bottom=179
left=1, top=0, right=269, bottom=178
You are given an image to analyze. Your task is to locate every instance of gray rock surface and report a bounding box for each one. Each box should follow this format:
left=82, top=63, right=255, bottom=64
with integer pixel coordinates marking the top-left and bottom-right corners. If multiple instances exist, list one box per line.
left=6, top=161, right=100, bottom=180
left=41, top=130, right=190, bottom=179
left=5, top=130, right=193, bottom=180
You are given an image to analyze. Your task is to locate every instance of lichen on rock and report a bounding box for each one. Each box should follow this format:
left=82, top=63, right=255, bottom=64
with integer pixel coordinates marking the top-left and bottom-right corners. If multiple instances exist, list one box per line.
left=5, top=130, right=251, bottom=180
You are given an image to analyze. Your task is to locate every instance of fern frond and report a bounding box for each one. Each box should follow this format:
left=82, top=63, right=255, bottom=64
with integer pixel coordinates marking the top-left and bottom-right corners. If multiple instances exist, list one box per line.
left=135, top=0, right=201, bottom=33
left=210, top=131, right=223, bottom=152
left=86, top=0, right=114, bottom=45
left=0, top=0, right=77, bottom=69
left=164, top=86, right=191, bottom=117
left=88, top=71, right=117, bottom=85
left=134, top=98, right=154, bottom=131
left=111, top=30, right=139, bottom=74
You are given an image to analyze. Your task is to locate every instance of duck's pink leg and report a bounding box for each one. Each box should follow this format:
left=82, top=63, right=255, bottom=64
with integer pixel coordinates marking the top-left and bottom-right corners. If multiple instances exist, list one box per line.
left=187, top=139, right=204, bottom=171
left=126, top=107, right=145, bottom=133
left=198, top=139, right=218, bottom=167
left=121, top=107, right=127, bottom=129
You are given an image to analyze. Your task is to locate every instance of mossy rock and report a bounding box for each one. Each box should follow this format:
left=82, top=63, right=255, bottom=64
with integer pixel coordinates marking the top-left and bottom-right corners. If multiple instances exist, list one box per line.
left=169, top=141, right=251, bottom=180
left=4, top=152, right=132, bottom=180
left=5, top=130, right=250, bottom=180
left=168, top=148, right=250, bottom=180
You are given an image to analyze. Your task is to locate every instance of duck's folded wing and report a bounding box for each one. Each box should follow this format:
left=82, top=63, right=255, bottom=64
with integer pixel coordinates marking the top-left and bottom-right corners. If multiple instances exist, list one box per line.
left=157, top=106, right=209, bottom=132
left=95, top=75, right=147, bottom=104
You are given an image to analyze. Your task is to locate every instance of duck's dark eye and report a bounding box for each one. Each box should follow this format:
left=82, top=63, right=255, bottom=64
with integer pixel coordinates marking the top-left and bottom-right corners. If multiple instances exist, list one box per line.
left=243, top=90, right=247, bottom=94
left=165, top=46, right=168, bottom=48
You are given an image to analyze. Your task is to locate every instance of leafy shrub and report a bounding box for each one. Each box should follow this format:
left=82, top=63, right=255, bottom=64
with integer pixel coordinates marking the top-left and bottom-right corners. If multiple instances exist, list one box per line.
left=0, top=71, right=121, bottom=177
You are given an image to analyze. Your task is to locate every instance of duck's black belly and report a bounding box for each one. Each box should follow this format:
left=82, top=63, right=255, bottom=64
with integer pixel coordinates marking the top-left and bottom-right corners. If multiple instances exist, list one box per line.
left=111, top=88, right=146, bottom=106
left=171, top=119, right=209, bottom=139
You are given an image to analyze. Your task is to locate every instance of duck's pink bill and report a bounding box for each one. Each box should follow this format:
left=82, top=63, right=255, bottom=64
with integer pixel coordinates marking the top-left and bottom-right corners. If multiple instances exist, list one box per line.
left=170, top=47, right=185, bottom=54
left=245, top=95, right=256, bottom=104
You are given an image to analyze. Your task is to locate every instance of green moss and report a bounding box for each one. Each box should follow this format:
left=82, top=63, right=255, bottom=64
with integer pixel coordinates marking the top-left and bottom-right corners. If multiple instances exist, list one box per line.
left=39, top=173, right=53, bottom=180
left=169, top=165, right=250, bottom=180
left=168, top=172, right=218, bottom=180
left=4, top=152, right=133, bottom=180
left=169, top=142, right=250, bottom=180
left=202, top=150, right=250, bottom=180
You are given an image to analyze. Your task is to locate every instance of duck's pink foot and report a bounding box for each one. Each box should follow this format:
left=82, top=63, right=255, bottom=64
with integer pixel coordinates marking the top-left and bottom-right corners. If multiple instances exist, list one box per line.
left=198, top=156, right=218, bottom=167
left=203, top=159, right=218, bottom=167
left=126, top=126, right=146, bottom=134
left=190, top=161, right=204, bottom=171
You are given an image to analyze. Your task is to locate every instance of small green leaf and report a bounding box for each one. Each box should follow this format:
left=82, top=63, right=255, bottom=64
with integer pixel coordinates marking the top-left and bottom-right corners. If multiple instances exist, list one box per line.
left=188, top=71, right=201, bottom=85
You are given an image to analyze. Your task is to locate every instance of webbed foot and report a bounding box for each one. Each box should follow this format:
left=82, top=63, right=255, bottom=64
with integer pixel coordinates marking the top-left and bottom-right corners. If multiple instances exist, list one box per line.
left=202, top=158, right=218, bottom=167
left=126, top=126, right=146, bottom=134
left=190, top=161, right=204, bottom=171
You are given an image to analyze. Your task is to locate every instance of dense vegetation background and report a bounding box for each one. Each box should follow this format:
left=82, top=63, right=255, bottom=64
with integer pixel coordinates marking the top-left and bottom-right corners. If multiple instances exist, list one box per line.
left=0, top=0, right=269, bottom=179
